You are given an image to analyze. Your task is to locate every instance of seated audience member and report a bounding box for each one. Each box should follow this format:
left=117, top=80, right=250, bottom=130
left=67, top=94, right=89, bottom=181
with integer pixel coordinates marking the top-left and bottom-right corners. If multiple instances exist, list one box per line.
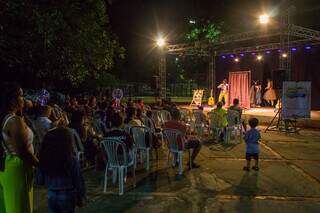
left=197, top=106, right=207, bottom=123
left=105, top=113, right=134, bottom=158
left=136, top=108, right=144, bottom=125
left=136, top=99, right=144, bottom=110
left=164, top=109, right=201, bottom=169
left=36, top=127, right=86, bottom=212
left=213, top=102, right=228, bottom=128
left=127, top=98, right=134, bottom=107
left=228, top=98, right=247, bottom=131
left=228, top=98, right=242, bottom=117
left=124, top=106, right=143, bottom=126
left=69, top=110, right=98, bottom=164
left=105, top=105, right=114, bottom=129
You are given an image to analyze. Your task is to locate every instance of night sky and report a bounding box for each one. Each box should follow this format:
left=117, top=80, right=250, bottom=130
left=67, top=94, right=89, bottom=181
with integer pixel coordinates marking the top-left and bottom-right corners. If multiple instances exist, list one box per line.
left=108, top=0, right=320, bottom=82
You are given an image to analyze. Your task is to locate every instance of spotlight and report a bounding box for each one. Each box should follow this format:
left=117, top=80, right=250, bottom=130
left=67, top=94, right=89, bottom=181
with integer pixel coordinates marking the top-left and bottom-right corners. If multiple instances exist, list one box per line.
left=230, top=54, right=235, bottom=58
left=266, top=50, right=271, bottom=54
left=240, top=53, right=245, bottom=57
left=259, top=14, right=270, bottom=24
left=257, top=55, right=263, bottom=61
left=156, top=37, right=166, bottom=47
left=305, top=46, right=311, bottom=50
left=282, top=53, right=288, bottom=58
left=222, top=55, right=226, bottom=59
left=291, top=47, right=297, bottom=52
left=234, top=58, right=239, bottom=63
left=189, top=20, right=196, bottom=24
left=251, top=52, right=256, bottom=55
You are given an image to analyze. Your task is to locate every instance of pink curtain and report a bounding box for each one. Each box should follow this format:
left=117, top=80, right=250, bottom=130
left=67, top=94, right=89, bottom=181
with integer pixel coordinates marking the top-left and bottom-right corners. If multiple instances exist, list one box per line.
left=228, top=71, right=251, bottom=109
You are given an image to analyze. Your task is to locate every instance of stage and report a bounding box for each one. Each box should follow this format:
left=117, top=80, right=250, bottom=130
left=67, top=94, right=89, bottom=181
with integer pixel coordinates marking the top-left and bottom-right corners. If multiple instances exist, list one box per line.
left=179, top=105, right=320, bottom=129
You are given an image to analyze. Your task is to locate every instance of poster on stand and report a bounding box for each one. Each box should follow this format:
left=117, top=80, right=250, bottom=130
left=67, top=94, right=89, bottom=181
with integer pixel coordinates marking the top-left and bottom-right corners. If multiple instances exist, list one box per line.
left=282, top=81, right=311, bottom=119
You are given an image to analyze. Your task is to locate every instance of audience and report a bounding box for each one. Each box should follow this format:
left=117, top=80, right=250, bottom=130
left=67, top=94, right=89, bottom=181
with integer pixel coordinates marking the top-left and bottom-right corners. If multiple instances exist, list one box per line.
left=164, top=109, right=201, bottom=169
left=124, top=106, right=143, bottom=126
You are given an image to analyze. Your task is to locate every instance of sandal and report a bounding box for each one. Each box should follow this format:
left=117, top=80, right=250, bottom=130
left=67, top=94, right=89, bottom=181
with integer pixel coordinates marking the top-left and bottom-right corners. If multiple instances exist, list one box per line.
left=243, top=166, right=250, bottom=171
left=252, top=166, right=259, bottom=171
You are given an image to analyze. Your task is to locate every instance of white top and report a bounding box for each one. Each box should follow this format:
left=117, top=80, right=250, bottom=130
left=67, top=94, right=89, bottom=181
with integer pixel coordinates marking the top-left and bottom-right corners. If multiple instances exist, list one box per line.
left=2, top=115, right=34, bottom=155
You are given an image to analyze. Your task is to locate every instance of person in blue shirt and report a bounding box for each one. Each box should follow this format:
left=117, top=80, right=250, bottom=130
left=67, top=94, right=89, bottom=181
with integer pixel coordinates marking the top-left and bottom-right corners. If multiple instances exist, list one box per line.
left=243, top=118, right=261, bottom=171
left=36, top=127, right=86, bottom=213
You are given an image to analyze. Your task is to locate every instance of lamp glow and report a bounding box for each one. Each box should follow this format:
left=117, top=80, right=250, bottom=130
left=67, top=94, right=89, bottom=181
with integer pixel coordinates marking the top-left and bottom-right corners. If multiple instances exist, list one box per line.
left=234, top=58, right=239, bottom=63
left=259, top=14, right=270, bottom=24
left=257, top=55, right=263, bottom=61
left=156, top=37, right=166, bottom=47
left=282, top=53, right=288, bottom=58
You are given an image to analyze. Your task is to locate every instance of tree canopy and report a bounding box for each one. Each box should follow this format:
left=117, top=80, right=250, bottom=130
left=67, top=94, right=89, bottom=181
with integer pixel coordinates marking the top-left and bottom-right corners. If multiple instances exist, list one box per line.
left=0, top=0, right=124, bottom=87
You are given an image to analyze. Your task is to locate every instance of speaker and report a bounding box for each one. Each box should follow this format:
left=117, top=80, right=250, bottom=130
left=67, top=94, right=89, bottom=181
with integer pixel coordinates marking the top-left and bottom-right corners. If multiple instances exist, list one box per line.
left=273, top=69, right=286, bottom=89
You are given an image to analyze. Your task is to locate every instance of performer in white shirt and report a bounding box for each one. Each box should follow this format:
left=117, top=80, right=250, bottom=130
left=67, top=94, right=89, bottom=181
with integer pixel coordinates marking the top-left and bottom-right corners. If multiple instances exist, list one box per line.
left=217, top=79, right=229, bottom=105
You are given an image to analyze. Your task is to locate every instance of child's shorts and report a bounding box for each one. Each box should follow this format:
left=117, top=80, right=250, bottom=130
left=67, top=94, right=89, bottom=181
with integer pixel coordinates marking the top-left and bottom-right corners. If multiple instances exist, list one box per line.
left=246, top=153, right=259, bottom=160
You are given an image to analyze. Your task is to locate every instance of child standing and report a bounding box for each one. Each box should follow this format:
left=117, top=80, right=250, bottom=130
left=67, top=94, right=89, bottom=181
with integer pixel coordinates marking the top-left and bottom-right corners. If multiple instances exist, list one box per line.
left=243, top=118, right=261, bottom=171
left=36, top=127, right=86, bottom=213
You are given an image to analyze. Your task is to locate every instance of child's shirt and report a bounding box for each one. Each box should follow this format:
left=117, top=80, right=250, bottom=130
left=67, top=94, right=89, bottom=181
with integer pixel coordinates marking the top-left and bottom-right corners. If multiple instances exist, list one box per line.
left=244, top=128, right=261, bottom=154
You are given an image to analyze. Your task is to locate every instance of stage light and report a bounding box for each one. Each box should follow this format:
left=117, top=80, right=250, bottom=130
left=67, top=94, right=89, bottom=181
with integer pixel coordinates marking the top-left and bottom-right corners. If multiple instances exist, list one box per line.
left=257, top=55, right=263, bottom=61
left=282, top=53, right=287, bottom=58
left=305, top=46, right=311, bottom=50
left=291, top=47, right=297, bottom=52
left=266, top=50, right=271, bottom=54
left=189, top=20, right=196, bottom=24
left=259, top=14, right=270, bottom=24
left=240, top=53, right=245, bottom=57
left=230, top=54, right=235, bottom=58
left=277, top=49, right=282, bottom=52
left=156, top=37, right=166, bottom=47
left=222, top=55, right=226, bottom=59
left=234, top=58, right=239, bottom=63
left=251, top=52, right=256, bottom=55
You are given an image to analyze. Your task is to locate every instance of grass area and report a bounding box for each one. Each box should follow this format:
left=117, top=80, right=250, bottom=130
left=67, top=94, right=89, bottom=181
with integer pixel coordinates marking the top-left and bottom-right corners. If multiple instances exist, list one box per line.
left=122, top=96, right=198, bottom=104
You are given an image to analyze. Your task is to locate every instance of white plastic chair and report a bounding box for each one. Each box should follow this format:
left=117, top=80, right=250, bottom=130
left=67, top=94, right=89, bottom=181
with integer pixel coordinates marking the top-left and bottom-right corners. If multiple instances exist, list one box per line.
left=68, top=128, right=85, bottom=163
left=160, top=110, right=172, bottom=125
left=151, top=110, right=162, bottom=127
left=193, top=110, right=208, bottom=137
left=130, top=126, right=153, bottom=170
left=144, top=116, right=164, bottom=144
left=93, top=118, right=108, bottom=136
left=208, top=111, right=224, bottom=142
left=101, top=138, right=136, bottom=195
left=163, top=128, right=192, bottom=175
left=226, top=110, right=242, bottom=143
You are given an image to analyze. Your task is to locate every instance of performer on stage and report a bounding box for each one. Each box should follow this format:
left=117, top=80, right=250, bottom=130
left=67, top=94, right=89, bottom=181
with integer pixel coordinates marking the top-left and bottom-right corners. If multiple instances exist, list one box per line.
left=255, top=80, right=262, bottom=106
left=218, top=79, right=229, bottom=105
left=263, top=78, right=277, bottom=107
left=249, top=81, right=256, bottom=107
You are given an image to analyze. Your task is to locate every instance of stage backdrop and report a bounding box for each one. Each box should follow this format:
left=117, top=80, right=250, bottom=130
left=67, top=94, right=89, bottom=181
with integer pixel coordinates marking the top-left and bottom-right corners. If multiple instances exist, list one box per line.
left=228, top=71, right=251, bottom=109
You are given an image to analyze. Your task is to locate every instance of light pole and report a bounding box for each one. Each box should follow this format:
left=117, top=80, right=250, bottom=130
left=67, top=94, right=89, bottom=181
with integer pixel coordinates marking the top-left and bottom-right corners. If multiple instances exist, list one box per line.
left=156, top=36, right=167, bottom=101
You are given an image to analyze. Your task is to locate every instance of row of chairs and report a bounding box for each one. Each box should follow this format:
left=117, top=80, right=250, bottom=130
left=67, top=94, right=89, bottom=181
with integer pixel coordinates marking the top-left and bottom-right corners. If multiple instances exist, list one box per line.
left=100, top=127, right=190, bottom=195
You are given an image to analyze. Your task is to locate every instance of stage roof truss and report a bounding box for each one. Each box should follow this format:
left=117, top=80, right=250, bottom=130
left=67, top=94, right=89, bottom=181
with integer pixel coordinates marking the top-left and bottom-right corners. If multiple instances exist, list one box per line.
left=166, top=24, right=320, bottom=56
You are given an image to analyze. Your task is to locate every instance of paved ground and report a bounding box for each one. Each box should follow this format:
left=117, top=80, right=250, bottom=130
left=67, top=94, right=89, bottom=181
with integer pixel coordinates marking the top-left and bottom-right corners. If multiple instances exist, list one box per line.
left=34, top=126, right=320, bottom=213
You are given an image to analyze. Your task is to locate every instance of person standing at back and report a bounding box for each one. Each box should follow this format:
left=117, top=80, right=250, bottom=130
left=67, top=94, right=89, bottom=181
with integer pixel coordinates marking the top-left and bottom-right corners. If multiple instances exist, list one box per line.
left=36, top=127, right=86, bottom=213
left=0, top=83, right=38, bottom=213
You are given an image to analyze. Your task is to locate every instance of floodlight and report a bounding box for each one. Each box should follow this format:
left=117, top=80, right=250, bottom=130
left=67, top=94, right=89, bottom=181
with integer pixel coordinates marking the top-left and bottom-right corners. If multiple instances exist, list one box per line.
left=259, top=14, right=270, bottom=24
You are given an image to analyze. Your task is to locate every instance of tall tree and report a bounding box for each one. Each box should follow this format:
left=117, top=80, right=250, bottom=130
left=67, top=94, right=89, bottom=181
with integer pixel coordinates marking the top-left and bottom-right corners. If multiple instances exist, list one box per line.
left=0, top=0, right=124, bottom=87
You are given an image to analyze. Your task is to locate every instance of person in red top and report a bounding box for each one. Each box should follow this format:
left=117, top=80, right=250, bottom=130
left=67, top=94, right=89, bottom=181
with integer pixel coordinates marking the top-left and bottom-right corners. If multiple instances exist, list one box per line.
left=164, top=109, right=201, bottom=169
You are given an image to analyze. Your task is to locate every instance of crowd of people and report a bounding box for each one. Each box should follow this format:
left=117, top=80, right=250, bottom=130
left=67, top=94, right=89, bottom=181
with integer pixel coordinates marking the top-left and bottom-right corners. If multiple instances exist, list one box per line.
left=0, top=83, right=261, bottom=213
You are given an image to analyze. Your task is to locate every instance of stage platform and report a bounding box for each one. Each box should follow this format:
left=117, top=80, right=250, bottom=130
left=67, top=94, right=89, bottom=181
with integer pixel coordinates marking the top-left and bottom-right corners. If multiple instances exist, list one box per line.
left=179, top=105, right=320, bottom=129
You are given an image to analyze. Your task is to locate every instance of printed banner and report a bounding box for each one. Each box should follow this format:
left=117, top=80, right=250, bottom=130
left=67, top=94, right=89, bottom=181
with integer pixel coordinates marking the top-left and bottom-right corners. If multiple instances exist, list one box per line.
left=282, top=81, right=311, bottom=119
